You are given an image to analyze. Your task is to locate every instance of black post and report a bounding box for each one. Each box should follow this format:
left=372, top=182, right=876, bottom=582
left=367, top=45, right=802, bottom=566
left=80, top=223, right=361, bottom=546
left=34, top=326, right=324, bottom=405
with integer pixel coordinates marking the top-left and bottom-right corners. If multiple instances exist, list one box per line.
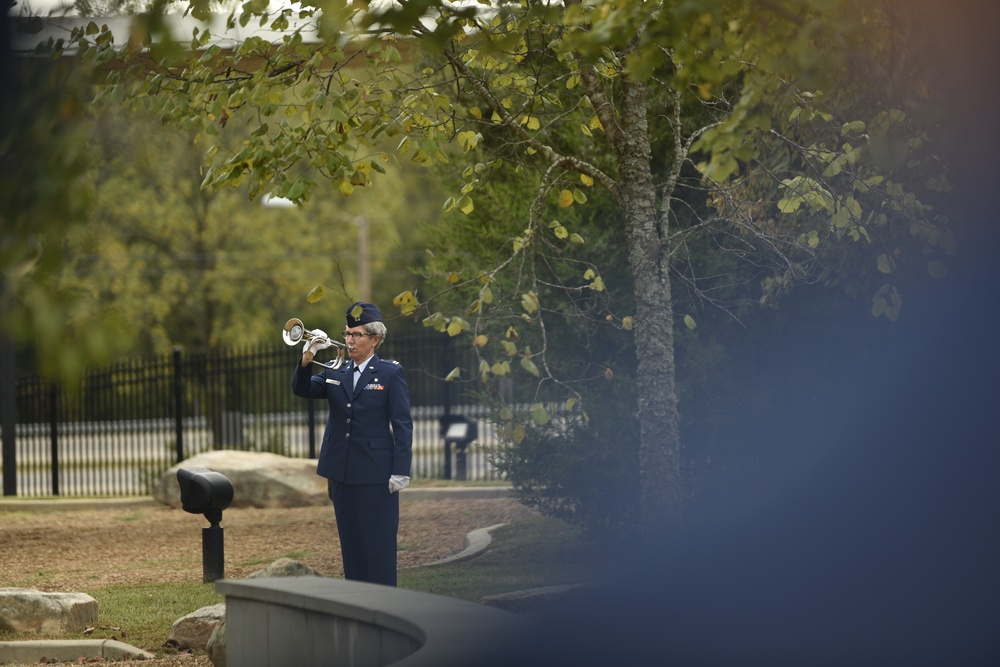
left=202, top=508, right=225, bottom=583
left=173, top=347, right=184, bottom=463
left=1, top=333, right=16, bottom=496
left=456, top=444, right=467, bottom=482
left=444, top=440, right=452, bottom=480
left=49, top=384, right=59, bottom=496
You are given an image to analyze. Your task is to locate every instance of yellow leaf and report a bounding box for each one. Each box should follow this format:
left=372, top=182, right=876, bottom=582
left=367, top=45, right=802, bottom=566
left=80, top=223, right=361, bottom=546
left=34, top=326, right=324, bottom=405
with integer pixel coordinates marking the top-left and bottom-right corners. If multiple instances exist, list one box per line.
left=527, top=116, right=540, bottom=130
left=581, top=124, right=593, bottom=137
left=469, top=106, right=482, bottom=119
left=558, top=189, right=574, bottom=207
left=356, top=160, right=371, bottom=175
left=457, top=130, right=480, bottom=152
left=622, top=316, right=634, bottom=330
left=501, top=98, right=513, bottom=109
left=521, top=291, right=539, bottom=313
left=392, top=290, right=418, bottom=315
left=444, top=367, right=461, bottom=381
left=473, top=334, right=488, bottom=347
left=459, top=195, right=474, bottom=214
left=580, top=173, right=594, bottom=187
left=589, top=276, right=605, bottom=291
left=306, top=285, right=324, bottom=303
left=569, top=233, right=585, bottom=244
left=684, top=314, right=697, bottom=330
left=589, top=115, right=603, bottom=130
left=491, top=110, right=502, bottom=124
left=447, top=271, right=460, bottom=284
left=338, top=179, right=354, bottom=196
left=521, top=356, right=540, bottom=377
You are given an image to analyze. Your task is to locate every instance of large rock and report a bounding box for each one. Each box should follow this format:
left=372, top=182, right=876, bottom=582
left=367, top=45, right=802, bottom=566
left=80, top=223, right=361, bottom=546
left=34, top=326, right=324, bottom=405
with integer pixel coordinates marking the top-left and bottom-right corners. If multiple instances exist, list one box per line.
left=207, top=614, right=226, bottom=667
left=0, top=589, right=98, bottom=634
left=153, top=450, right=327, bottom=509
left=167, top=603, right=226, bottom=651
left=246, top=557, right=323, bottom=579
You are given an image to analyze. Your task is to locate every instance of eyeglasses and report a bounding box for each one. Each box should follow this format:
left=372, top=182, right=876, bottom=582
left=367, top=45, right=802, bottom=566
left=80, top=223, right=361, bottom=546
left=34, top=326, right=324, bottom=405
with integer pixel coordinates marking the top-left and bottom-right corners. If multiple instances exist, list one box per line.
left=343, top=331, right=373, bottom=340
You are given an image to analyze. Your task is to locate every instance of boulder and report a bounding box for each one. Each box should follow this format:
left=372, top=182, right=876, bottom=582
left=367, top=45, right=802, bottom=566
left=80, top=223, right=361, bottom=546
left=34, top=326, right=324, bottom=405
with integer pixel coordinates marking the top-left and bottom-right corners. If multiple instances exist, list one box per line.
left=206, top=614, right=226, bottom=667
left=153, top=450, right=327, bottom=509
left=0, top=588, right=98, bottom=634
left=246, top=557, right=323, bottom=579
left=166, top=603, right=226, bottom=651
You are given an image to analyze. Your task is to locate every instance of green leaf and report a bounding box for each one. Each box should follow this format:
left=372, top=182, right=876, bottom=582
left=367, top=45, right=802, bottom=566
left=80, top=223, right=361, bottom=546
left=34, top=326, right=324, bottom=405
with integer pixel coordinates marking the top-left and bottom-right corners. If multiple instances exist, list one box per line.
left=444, top=367, right=461, bottom=381
left=458, top=195, right=474, bottom=214
left=521, top=356, right=540, bottom=377
left=927, top=260, right=948, bottom=279
left=530, top=403, right=550, bottom=426
left=877, top=254, right=894, bottom=274
left=683, top=314, right=697, bottom=330
left=777, top=197, right=802, bottom=213
left=422, top=311, right=447, bottom=331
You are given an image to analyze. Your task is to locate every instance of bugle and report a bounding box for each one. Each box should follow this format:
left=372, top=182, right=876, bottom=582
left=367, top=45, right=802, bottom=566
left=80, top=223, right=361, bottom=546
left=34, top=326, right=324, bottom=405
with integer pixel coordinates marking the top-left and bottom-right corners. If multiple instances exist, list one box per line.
left=282, top=317, right=349, bottom=370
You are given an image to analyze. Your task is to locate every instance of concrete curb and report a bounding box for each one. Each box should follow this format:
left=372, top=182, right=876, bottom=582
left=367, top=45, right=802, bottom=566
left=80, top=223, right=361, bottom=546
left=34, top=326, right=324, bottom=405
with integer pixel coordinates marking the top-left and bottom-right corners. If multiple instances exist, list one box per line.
left=0, top=639, right=155, bottom=663
left=423, top=523, right=508, bottom=566
left=0, top=487, right=513, bottom=512
left=401, top=486, right=513, bottom=500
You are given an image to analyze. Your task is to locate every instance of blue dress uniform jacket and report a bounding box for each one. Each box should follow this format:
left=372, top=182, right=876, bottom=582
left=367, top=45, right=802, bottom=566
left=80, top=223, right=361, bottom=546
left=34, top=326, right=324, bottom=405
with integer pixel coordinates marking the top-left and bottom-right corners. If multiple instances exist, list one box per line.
left=292, top=355, right=413, bottom=483
left=292, top=354, right=412, bottom=586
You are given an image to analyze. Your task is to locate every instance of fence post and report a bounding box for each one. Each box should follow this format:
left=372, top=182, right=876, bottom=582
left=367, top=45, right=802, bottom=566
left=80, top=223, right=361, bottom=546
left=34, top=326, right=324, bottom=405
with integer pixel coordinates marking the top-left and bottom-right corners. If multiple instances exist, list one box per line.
left=1, top=333, right=16, bottom=496
left=173, top=347, right=184, bottom=463
left=49, top=384, right=59, bottom=496
left=307, top=399, right=316, bottom=459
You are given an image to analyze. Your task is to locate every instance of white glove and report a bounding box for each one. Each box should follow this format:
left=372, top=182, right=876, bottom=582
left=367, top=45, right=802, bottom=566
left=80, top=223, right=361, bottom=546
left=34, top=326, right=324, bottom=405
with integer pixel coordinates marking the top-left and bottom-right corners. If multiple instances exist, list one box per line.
left=303, top=329, right=332, bottom=356
left=388, top=475, right=410, bottom=493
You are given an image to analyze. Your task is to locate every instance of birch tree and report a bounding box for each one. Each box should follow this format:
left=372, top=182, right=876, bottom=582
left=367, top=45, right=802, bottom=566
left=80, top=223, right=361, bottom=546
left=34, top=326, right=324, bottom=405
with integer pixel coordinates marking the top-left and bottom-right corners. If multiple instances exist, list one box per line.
left=64, top=0, right=952, bottom=532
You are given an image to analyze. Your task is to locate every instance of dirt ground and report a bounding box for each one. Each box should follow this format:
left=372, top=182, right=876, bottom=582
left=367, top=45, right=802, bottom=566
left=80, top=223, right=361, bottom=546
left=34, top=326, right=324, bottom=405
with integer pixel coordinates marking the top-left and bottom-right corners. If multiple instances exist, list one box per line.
left=0, top=495, right=538, bottom=666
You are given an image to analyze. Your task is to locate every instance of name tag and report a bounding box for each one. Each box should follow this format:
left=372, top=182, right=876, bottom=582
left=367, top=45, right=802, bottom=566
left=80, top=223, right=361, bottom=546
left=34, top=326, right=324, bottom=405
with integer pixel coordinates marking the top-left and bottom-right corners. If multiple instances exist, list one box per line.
left=325, top=378, right=341, bottom=385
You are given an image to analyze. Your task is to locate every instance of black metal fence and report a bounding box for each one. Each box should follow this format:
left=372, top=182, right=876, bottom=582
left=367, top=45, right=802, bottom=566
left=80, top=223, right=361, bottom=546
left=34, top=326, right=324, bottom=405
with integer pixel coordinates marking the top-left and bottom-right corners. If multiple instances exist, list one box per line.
left=2, top=331, right=504, bottom=498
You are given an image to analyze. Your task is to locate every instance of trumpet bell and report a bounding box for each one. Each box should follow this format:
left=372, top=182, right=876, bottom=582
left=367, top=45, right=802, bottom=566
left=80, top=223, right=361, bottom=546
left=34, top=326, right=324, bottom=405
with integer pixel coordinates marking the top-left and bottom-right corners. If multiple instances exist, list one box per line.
left=283, top=318, right=306, bottom=346
left=282, top=316, right=348, bottom=370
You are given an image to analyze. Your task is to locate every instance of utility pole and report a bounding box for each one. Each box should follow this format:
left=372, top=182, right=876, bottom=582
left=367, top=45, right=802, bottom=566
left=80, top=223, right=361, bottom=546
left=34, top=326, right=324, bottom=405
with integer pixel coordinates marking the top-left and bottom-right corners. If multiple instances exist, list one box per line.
left=357, top=216, right=370, bottom=302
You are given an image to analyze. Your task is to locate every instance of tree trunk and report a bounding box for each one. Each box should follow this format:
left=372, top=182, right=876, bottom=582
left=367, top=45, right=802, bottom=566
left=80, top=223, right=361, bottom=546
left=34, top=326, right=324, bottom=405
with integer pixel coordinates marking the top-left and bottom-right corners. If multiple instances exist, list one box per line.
left=615, top=76, right=683, bottom=533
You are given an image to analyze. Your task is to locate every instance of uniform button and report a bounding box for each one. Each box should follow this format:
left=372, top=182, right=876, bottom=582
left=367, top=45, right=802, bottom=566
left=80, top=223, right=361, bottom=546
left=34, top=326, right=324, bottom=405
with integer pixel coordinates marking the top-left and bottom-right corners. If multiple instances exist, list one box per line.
left=346, top=403, right=352, bottom=408
left=345, top=432, right=350, bottom=438
left=346, top=418, right=351, bottom=423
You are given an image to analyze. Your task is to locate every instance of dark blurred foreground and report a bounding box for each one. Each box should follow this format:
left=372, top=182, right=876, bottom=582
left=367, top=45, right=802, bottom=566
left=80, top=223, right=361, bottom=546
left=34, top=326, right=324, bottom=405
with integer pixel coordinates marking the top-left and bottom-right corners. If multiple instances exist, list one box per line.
left=500, top=3, right=1000, bottom=663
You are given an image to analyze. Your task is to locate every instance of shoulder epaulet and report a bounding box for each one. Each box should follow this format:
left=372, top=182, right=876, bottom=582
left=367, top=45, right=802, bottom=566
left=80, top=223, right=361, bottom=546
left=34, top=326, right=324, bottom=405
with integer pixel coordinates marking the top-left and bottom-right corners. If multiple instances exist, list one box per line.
left=385, top=359, right=401, bottom=366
